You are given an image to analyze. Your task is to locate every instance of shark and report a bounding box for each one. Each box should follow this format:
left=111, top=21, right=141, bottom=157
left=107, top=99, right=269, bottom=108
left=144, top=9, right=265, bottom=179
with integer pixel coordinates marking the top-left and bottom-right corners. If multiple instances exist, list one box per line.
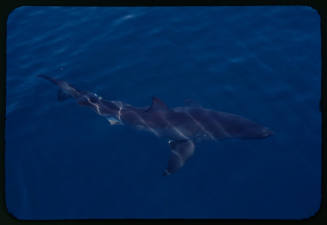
left=39, top=75, right=273, bottom=176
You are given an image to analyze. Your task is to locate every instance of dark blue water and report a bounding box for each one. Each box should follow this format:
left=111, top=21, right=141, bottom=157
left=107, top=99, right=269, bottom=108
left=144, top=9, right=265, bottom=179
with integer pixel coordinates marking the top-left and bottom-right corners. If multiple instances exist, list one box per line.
left=5, top=6, right=321, bottom=220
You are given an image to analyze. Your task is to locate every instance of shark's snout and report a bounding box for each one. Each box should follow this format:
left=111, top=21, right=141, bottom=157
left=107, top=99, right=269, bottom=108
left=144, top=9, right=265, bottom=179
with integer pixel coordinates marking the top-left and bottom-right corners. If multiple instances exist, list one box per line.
left=262, top=127, right=274, bottom=137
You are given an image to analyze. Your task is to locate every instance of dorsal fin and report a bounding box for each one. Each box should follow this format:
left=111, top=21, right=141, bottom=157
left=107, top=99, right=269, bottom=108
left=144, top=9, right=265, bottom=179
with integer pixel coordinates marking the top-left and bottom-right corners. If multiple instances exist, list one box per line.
left=146, top=96, right=169, bottom=112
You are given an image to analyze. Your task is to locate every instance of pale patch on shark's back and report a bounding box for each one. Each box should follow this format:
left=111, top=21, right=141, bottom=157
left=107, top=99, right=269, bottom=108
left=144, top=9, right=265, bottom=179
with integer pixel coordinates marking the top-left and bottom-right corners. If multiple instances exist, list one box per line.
left=107, top=117, right=123, bottom=125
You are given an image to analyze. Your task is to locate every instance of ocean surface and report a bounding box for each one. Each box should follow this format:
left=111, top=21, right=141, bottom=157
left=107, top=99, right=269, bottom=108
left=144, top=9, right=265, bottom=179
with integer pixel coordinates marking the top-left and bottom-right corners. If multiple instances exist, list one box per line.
left=5, top=6, right=321, bottom=220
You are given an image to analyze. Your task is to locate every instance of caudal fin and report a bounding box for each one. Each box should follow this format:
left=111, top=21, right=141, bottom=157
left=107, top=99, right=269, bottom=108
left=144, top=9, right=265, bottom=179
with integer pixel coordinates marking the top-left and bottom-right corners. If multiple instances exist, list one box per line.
left=38, top=74, right=60, bottom=85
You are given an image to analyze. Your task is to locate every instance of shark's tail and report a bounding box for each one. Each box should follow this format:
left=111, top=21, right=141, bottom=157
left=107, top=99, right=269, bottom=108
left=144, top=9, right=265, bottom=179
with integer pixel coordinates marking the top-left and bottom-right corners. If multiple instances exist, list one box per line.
left=38, top=75, right=82, bottom=100
left=38, top=74, right=60, bottom=85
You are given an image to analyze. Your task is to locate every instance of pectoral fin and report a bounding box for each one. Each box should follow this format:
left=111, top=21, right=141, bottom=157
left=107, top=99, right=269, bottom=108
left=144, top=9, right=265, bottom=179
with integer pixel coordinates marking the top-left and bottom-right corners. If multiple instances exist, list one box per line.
left=163, top=140, right=195, bottom=176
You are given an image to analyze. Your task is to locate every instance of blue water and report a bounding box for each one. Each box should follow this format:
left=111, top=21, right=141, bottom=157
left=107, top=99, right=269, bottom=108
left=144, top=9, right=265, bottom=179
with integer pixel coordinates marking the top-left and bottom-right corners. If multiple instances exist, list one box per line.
left=5, top=6, right=321, bottom=220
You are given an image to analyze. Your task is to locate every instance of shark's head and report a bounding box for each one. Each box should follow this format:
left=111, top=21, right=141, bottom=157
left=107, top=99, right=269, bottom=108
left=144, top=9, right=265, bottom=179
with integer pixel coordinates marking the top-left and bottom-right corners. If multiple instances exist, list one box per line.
left=242, top=126, right=274, bottom=139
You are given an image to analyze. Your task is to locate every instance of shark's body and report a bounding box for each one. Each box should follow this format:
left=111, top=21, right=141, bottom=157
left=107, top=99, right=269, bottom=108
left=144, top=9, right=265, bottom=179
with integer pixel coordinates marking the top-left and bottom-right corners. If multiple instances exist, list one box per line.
left=39, top=75, right=273, bottom=175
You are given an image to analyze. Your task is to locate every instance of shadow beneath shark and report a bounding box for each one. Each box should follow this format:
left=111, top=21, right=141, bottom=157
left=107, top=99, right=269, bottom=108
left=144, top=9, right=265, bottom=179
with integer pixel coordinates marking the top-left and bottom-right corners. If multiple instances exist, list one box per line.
left=39, top=75, right=274, bottom=176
